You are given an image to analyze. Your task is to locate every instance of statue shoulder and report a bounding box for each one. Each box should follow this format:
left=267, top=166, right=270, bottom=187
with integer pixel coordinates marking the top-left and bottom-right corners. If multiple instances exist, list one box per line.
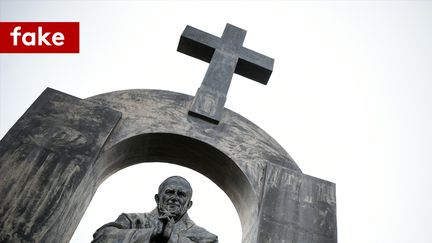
left=116, top=212, right=150, bottom=228
left=118, top=212, right=147, bottom=221
left=184, top=223, right=218, bottom=243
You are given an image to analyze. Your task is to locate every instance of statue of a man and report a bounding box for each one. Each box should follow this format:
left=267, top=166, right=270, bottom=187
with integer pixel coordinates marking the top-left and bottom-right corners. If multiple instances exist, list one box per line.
left=91, top=176, right=218, bottom=243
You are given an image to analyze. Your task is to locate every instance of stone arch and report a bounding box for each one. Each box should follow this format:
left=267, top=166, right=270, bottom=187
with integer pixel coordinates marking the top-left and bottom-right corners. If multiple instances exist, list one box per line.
left=93, top=132, right=257, bottom=242
left=83, top=89, right=302, bottom=242
left=0, top=88, right=336, bottom=243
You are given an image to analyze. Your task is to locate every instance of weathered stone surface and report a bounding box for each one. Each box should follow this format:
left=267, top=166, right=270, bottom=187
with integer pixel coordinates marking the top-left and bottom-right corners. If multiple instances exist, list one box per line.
left=87, top=89, right=300, bottom=242
left=178, top=23, right=274, bottom=123
left=258, top=165, right=337, bottom=243
left=0, top=88, right=337, bottom=243
left=0, top=88, right=121, bottom=242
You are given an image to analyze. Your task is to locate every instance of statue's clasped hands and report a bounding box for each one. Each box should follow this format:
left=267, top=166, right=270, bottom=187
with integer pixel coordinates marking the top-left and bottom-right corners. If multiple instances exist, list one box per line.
left=151, top=210, right=176, bottom=241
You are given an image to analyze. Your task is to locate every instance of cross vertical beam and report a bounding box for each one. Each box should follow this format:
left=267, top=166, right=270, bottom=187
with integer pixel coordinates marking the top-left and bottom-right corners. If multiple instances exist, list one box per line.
left=178, top=23, right=274, bottom=124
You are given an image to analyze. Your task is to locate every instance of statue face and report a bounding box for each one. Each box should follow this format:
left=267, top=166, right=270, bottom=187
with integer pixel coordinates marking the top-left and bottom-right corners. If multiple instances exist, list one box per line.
left=155, top=177, right=193, bottom=221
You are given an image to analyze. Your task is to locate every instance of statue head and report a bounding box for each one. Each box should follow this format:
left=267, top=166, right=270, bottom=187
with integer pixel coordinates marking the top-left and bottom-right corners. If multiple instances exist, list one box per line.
left=155, top=176, right=193, bottom=222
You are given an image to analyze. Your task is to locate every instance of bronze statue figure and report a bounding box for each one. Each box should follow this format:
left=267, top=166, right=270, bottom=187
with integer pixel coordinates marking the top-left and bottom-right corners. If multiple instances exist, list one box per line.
left=91, top=176, right=218, bottom=243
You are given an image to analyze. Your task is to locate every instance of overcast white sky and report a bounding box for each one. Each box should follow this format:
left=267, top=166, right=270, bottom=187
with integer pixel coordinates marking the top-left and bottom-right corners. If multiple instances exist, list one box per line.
left=1, top=1, right=432, bottom=243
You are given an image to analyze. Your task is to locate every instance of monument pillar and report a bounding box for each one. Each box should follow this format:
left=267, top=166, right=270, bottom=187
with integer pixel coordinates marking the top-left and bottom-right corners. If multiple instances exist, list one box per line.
left=0, top=89, right=121, bottom=242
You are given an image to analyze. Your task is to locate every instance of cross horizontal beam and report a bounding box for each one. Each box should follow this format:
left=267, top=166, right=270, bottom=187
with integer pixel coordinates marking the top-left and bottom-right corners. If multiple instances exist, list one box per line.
left=178, top=24, right=274, bottom=124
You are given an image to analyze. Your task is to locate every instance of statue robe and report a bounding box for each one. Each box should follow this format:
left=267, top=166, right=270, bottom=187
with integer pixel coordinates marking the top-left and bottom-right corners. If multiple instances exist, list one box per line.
left=91, top=209, right=218, bottom=243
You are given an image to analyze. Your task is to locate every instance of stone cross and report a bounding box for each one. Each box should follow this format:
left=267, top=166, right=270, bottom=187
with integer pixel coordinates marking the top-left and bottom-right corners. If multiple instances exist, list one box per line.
left=177, top=23, right=274, bottom=124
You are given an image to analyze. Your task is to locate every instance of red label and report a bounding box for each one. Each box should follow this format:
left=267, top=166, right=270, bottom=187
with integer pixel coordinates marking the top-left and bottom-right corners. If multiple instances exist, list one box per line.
left=0, top=22, right=79, bottom=53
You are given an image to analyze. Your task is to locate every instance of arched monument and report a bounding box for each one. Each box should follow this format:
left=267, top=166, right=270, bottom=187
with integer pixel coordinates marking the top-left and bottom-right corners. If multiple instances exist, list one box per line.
left=0, top=24, right=337, bottom=243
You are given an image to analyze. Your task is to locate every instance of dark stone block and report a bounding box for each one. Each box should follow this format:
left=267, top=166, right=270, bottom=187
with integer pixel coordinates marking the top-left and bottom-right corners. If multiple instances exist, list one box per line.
left=258, top=164, right=337, bottom=243
left=0, top=88, right=121, bottom=242
left=178, top=24, right=274, bottom=123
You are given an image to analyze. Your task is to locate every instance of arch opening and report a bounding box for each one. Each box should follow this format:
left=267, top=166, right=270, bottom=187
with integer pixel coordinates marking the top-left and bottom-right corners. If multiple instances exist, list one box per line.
left=89, top=133, right=259, bottom=242
left=71, top=162, right=242, bottom=242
